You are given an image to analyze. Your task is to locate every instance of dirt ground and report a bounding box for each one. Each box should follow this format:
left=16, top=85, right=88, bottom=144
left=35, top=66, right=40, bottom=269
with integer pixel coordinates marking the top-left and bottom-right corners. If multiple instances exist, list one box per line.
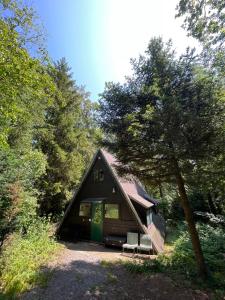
left=20, top=242, right=211, bottom=300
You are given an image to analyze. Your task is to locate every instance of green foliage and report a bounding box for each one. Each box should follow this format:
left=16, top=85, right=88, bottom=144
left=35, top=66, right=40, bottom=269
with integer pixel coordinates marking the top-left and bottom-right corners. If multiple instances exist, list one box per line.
left=124, top=259, right=163, bottom=275
left=15, top=192, right=39, bottom=232
left=100, top=38, right=224, bottom=276
left=157, top=183, right=225, bottom=222
left=176, top=0, right=225, bottom=73
left=0, top=1, right=98, bottom=298
left=124, top=223, right=225, bottom=293
left=0, top=0, right=47, bottom=58
left=100, top=38, right=224, bottom=186
left=0, top=219, right=62, bottom=298
left=0, top=0, right=98, bottom=242
left=176, top=0, right=225, bottom=47
left=37, top=58, right=97, bottom=215
left=0, top=18, right=55, bottom=148
left=165, top=224, right=225, bottom=279
left=0, top=148, right=46, bottom=240
left=0, top=0, right=53, bottom=248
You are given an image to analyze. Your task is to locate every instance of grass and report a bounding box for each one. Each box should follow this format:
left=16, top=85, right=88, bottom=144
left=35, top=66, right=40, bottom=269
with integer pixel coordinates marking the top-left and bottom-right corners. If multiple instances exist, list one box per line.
left=89, top=284, right=105, bottom=295
left=75, top=273, right=83, bottom=283
left=100, top=259, right=125, bottom=268
left=0, top=220, right=63, bottom=299
left=106, top=272, right=118, bottom=284
left=100, top=260, right=112, bottom=268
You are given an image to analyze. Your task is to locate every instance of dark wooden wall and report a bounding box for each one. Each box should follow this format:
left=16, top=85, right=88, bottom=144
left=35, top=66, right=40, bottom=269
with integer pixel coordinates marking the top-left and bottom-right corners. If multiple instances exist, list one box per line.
left=60, top=151, right=143, bottom=241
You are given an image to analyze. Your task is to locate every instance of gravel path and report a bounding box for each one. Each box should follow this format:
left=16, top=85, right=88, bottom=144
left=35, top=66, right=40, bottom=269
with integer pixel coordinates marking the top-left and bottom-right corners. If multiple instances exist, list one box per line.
left=20, top=242, right=210, bottom=300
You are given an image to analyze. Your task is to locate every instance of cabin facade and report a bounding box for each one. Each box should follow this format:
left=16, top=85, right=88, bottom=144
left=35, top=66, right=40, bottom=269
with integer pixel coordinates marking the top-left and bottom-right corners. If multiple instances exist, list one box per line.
left=57, top=149, right=165, bottom=253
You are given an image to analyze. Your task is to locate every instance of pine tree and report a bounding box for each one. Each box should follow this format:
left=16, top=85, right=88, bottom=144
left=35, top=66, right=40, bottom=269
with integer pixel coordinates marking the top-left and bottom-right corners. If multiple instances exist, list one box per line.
left=37, top=58, right=96, bottom=215
left=100, top=38, right=225, bottom=278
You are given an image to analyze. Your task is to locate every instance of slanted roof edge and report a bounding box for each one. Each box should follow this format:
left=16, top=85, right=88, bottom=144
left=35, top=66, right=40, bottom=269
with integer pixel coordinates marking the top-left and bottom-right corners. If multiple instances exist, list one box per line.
left=129, top=194, right=154, bottom=209
left=56, top=150, right=99, bottom=234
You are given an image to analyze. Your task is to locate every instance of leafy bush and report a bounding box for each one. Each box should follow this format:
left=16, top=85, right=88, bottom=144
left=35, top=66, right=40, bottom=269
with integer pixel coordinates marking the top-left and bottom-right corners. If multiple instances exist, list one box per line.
left=162, top=224, right=225, bottom=281
left=0, top=218, right=62, bottom=298
left=124, top=223, right=225, bottom=294
left=194, top=212, right=225, bottom=227
left=0, top=147, right=47, bottom=243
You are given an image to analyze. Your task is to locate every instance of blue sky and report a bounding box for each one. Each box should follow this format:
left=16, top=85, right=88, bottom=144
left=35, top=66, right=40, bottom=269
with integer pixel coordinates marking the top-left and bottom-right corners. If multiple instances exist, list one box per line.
left=33, top=0, right=199, bottom=102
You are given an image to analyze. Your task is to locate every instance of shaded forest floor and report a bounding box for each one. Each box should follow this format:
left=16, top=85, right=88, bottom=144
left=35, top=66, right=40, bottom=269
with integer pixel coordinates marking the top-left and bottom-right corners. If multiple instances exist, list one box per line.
left=20, top=242, right=211, bottom=300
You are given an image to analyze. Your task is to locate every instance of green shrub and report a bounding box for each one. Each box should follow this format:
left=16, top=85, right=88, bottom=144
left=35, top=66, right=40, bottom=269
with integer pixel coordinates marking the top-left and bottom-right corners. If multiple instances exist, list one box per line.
left=165, top=224, right=225, bottom=281
left=124, top=259, right=163, bottom=274
left=0, top=218, right=62, bottom=298
left=124, top=223, right=225, bottom=293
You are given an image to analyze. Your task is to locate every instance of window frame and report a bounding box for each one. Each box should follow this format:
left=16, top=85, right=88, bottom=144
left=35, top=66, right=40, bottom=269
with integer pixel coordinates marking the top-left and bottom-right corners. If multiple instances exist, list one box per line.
left=98, top=169, right=104, bottom=182
left=79, top=202, right=91, bottom=218
left=93, top=168, right=105, bottom=183
left=104, top=203, right=120, bottom=220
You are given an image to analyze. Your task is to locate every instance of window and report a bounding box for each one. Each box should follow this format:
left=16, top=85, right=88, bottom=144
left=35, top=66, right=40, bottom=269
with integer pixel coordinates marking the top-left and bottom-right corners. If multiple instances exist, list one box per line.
left=99, top=169, right=104, bottom=181
left=93, top=169, right=104, bottom=182
left=79, top=203, right=91, bottom=217
left=104, top=204, right=119, bottom=219
left=146, top=209, right=152, bottom=226
left=93, top=170, right=99, bottom=182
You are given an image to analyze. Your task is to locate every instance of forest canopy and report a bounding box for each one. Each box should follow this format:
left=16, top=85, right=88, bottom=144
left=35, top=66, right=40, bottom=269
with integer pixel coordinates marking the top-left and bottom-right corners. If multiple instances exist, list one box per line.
left=0, top=0, right=225, bottom=297
left=0, top=0, right=98, bottom=244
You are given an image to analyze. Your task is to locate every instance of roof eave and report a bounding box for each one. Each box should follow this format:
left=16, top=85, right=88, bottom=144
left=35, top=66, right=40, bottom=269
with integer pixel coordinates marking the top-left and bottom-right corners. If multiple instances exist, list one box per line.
left=129, top=195, right=154, bottom=209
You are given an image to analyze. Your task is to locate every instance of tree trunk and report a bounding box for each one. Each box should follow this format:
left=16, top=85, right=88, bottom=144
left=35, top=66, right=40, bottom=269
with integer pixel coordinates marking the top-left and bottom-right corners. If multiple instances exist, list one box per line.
left=207, top=192, right=217, bottom=214
left=159, top=182, right=163, bottom=198
left=174, top=167, right=208, bottom=279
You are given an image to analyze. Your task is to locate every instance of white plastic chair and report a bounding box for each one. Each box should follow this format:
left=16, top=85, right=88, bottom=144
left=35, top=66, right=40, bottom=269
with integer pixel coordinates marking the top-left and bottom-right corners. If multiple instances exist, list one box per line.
left=122, top=232, right=138, bottom=255
left=137, top=234, right=152, bottom=255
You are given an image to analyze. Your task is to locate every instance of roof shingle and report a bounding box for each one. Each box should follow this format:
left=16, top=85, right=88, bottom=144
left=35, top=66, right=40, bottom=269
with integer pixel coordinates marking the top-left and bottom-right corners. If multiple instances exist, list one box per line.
left=101, top=149, right=155, bottom=209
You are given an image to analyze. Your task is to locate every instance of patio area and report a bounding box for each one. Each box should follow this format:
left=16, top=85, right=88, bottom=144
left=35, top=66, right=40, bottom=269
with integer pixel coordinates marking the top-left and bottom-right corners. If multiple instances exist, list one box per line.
left=55, top=241, right=156, bottom=265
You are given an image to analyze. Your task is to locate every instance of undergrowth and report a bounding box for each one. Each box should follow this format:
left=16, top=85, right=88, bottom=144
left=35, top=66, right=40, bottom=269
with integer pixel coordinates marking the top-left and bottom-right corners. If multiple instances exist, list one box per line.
left=0, top=218, right=62, bottom=299
left=124, top=223, right=225, bottom=298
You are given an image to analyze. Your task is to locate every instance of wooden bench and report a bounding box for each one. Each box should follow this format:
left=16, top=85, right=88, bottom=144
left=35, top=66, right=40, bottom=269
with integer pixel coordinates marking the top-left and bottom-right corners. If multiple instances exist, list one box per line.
left=104, top=235, right=126, bottom=247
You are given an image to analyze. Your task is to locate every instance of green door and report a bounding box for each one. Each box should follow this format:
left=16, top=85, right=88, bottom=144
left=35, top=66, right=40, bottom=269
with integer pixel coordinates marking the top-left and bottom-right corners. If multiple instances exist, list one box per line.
left=91, top=202, right=103, bottom=242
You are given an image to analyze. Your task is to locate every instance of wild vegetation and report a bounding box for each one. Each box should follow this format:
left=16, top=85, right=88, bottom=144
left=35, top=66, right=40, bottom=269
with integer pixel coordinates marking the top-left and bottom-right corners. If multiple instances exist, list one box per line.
left=99, top=0, right=225, bottom=282
left=0, top=219, right=62, bottom=298
left=0, top=0, right=224, bottom=298
left=99, top=37, right=225, bottom=278
left=0, top=0, right=97, bottom=241
left=123, top=223, right=225, bottom=297
left=0, top=0, right=97, bottom=298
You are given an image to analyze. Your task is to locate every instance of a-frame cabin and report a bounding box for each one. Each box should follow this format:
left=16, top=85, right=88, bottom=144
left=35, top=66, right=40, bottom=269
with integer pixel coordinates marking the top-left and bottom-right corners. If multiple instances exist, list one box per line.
left=57, top=149, right=165, bottom=253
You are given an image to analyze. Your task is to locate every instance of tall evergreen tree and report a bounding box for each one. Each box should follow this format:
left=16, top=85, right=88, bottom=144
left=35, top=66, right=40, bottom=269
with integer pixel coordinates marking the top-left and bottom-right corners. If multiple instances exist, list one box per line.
left=176, top=1, right=225, bottom=214
left=37, top=58, right=96, bottom=215
left=100, top=38, right=225, bottom=278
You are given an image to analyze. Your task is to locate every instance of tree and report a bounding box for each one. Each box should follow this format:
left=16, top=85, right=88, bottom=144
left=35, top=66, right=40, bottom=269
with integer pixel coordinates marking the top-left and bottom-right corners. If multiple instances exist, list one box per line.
left=37, top=58, right=97, bottom=215
left=0, top=1, right=54, bottom=245
left=176, top=0, right=225, bottom=48
left=100, top=38, right=225, bottom=278
left=175, top=2, right=225, bottom=212
left=176, top=0, right=225, bottom=73
left=188, top=153, right=225, bottom=215
left=0, top=18, right=55, bottom=148
left=0, top=0, right=47, bottom=59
